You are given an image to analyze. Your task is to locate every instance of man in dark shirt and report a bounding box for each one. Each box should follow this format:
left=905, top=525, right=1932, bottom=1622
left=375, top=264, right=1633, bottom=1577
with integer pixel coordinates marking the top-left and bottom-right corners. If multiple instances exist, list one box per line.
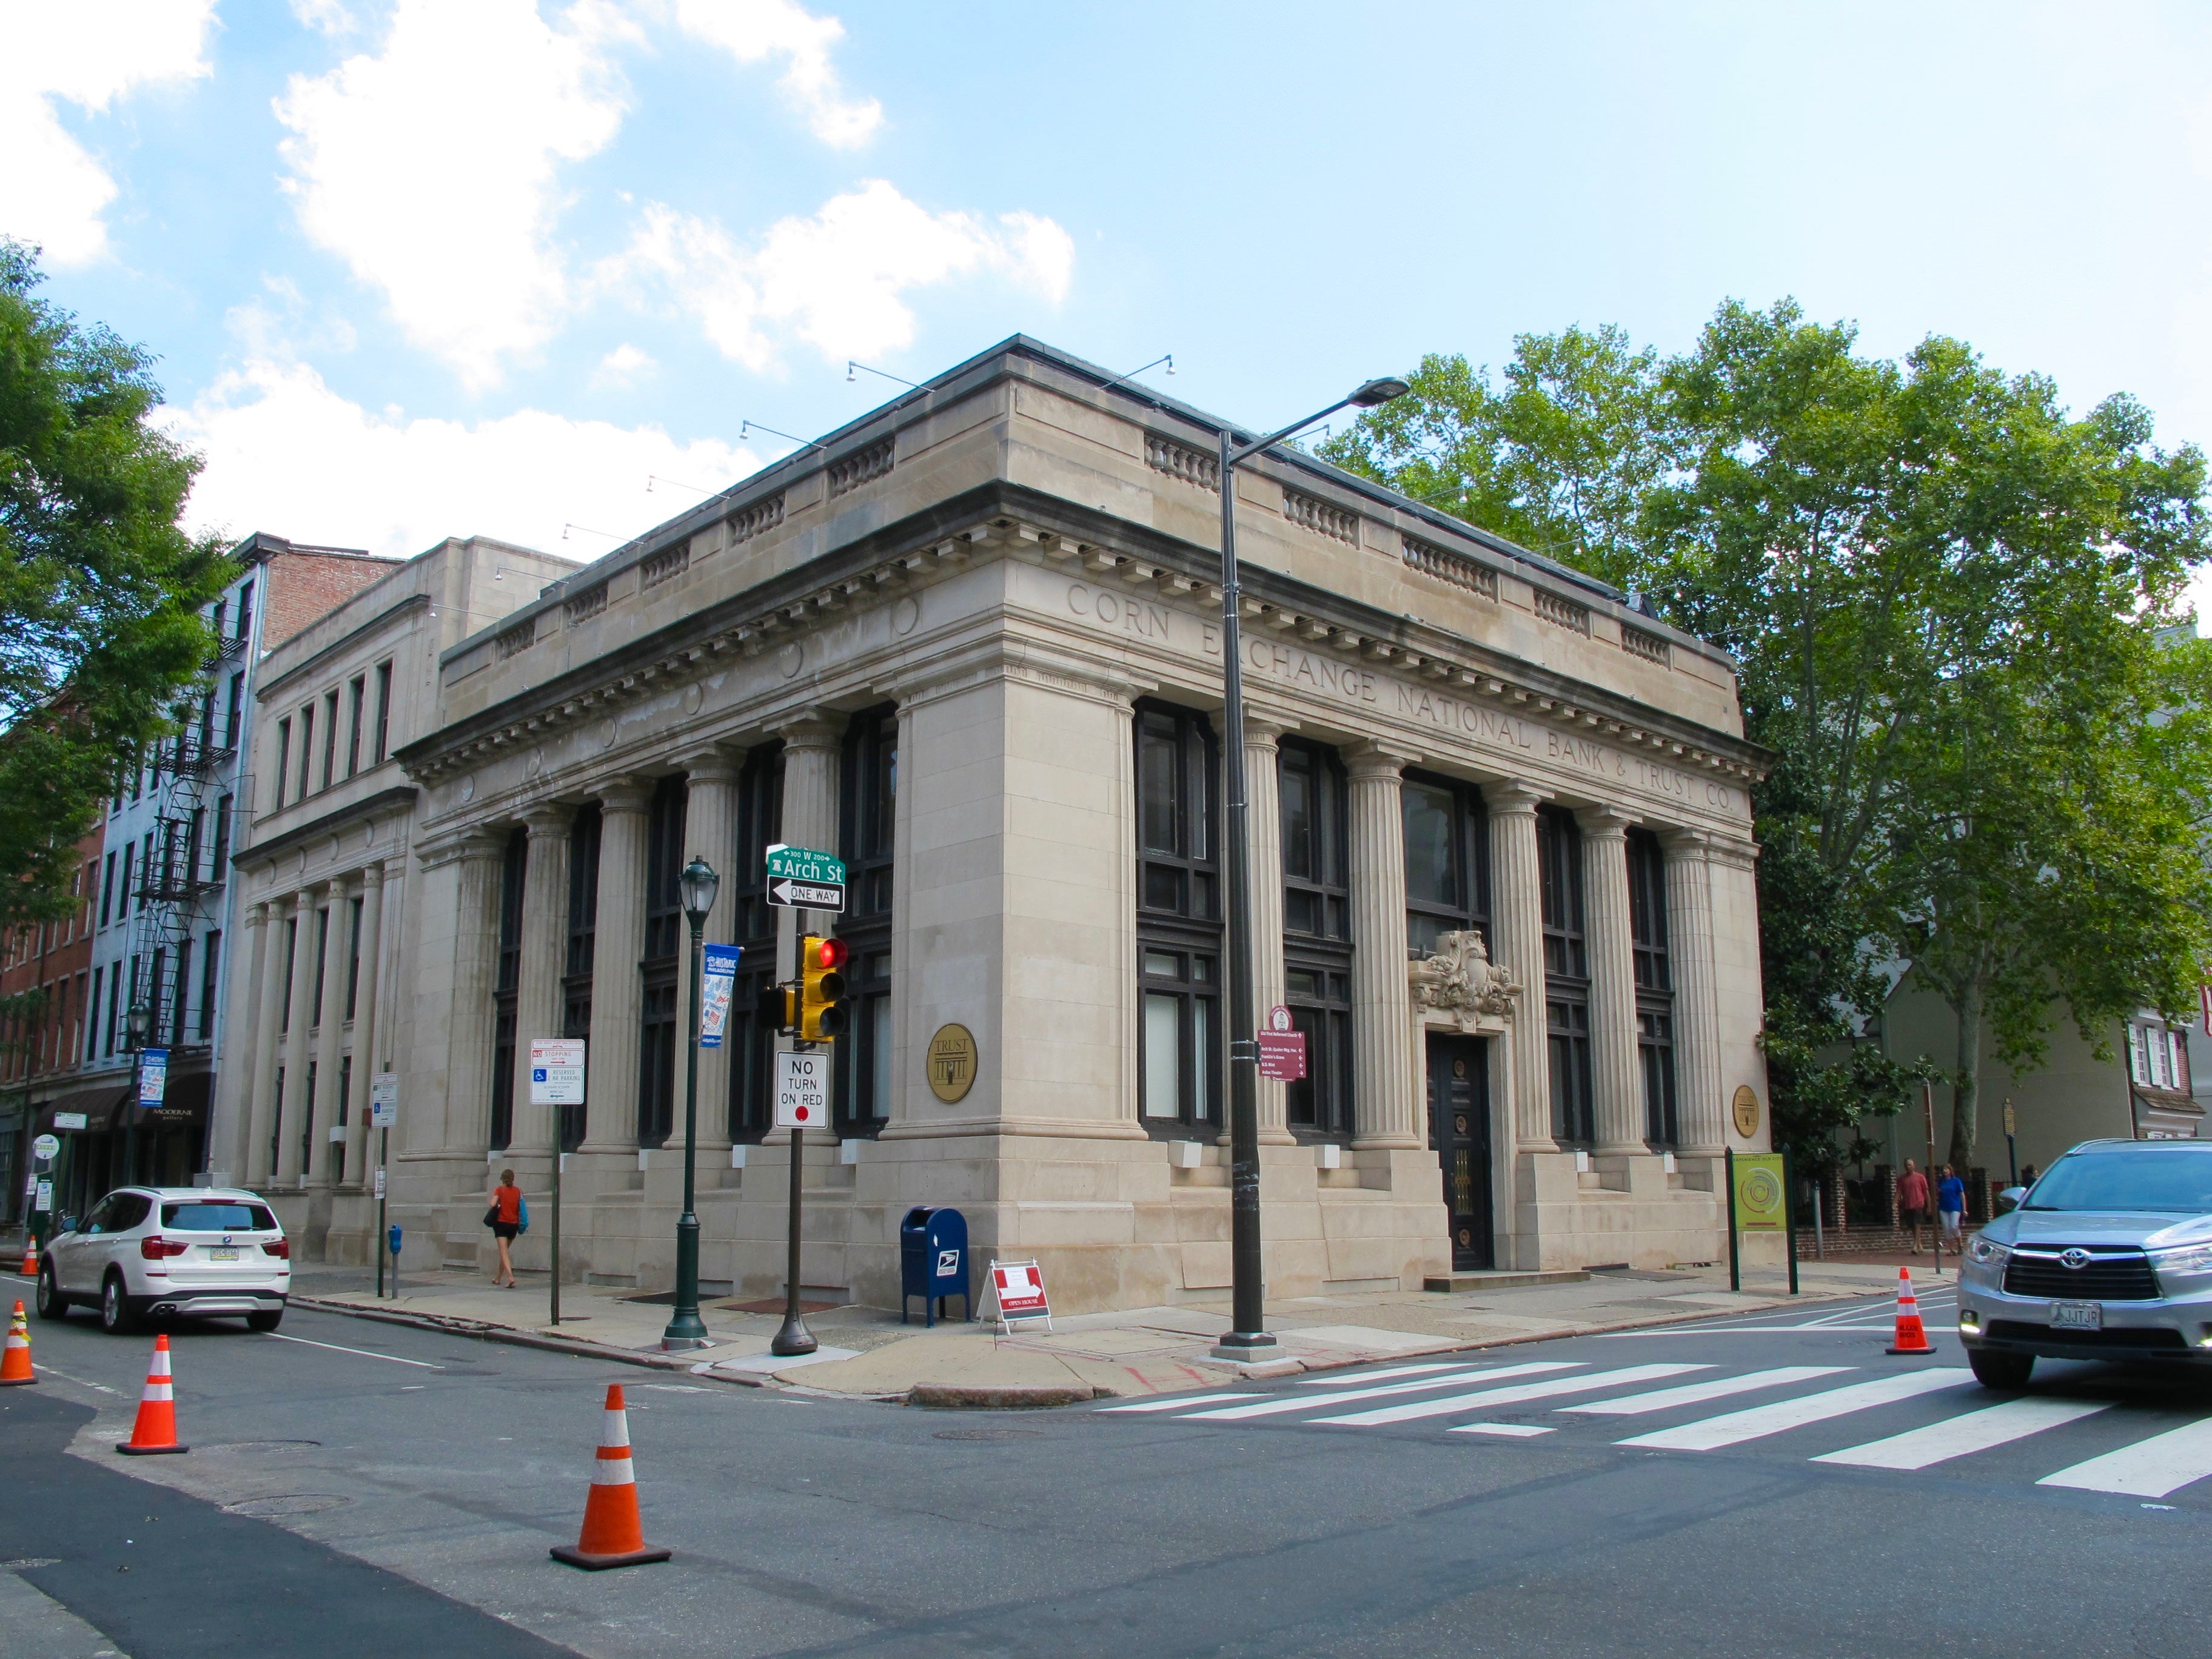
left=1897, top=1159, right=1931, bottom=1253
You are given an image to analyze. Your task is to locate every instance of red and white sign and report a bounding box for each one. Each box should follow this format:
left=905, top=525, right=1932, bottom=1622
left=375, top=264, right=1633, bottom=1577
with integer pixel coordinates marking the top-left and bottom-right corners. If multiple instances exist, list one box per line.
left=1256, top=1004, right=1307, bottom=1082
left=990, top=1259, right=1051, bottom=1327
left=776, top=1050, right=828, bottom=1128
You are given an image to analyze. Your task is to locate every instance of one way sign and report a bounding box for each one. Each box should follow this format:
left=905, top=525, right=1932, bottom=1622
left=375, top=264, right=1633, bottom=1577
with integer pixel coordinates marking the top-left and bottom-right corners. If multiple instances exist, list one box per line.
left=769, top=877, right=845, bottom=911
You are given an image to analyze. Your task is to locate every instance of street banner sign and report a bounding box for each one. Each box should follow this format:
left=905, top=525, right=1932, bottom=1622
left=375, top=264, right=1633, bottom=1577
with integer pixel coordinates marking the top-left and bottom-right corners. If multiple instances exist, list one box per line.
left=700, top=945, right=740, bottom=1047
left=1731, top=1153, right=1788, bottom=1233
left=32, top=1133, right=59, bottom=1161
left=765, top=843, right=847, bottom=913
left=369, top=1073, right=399, bottom=1128
left=53, top=1111, right=87, bottom=1131
left=1256, top=1004, right=1307, bottom=1082
left=988, top=1259, right=1052, bottom=1332
left=530, top=1038, right=586, bottom=1106
left=138, top=1047, right=169, bottom=1105
left=775, top=1049, right=828, bottom=1128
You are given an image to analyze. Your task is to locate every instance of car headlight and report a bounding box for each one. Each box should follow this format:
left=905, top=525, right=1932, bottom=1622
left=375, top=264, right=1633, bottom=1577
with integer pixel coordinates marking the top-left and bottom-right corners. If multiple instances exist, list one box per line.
left=1968, top=1236, right=2010, bottom=1267
left=2151, top=1243, right=2212, bottom=1276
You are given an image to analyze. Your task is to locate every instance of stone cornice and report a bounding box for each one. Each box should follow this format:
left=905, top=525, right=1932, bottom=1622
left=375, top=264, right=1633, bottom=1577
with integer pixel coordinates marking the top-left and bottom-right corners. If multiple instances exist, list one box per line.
left=234, top=785, right=417, bottom=868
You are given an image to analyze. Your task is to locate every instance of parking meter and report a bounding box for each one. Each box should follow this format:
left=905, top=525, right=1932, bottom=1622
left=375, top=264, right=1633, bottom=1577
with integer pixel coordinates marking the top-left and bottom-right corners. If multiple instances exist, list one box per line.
left=388, top=1224, right=401, bottom=1258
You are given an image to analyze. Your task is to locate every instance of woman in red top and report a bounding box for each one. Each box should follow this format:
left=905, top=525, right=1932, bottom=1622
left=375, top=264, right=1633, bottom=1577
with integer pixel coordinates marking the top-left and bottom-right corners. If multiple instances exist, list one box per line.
left=488, top=1168, right=523, bottom=1289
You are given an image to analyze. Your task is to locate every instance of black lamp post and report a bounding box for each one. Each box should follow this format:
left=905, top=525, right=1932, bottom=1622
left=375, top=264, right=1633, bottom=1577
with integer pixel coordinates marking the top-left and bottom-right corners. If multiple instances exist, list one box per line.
left=1212, top=375, right=1412, bottom=1362
left=124, top=999, right=151, bottom=1186
left=661, top=854, right=720, bottom=1350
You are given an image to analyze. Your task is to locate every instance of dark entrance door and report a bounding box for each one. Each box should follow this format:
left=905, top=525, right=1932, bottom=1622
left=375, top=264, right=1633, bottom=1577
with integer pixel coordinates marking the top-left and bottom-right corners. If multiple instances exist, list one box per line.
left=1427, top=1033, right=1493, bottom=1270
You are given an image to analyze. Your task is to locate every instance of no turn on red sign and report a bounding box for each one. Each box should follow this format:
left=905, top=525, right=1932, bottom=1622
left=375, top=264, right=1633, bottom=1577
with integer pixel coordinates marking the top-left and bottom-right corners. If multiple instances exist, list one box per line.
left=776, top=1049, right=828, bottom=1128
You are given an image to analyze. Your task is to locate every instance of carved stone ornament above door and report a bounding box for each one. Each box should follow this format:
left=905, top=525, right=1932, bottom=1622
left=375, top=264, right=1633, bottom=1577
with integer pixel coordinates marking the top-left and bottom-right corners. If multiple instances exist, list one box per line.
left=1409, top=930, right=1520, bottom=1033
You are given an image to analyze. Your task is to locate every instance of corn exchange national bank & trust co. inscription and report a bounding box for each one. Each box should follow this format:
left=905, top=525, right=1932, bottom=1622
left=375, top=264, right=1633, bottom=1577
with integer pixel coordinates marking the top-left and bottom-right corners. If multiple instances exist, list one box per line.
left=1058, top=578, right=1744, bottom=818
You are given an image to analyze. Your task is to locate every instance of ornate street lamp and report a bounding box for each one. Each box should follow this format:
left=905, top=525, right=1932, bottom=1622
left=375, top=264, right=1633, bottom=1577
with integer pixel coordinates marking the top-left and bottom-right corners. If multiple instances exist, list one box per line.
left=124, top=999, right=152, bottom=1185
left=662, top=855, right=720, bottom=1350
left=1212, top=375, right=1410, bottom=1362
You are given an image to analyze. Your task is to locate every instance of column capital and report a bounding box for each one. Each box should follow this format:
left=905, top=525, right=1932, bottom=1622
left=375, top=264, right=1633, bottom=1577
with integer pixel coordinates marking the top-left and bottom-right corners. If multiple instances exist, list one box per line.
left=325, top=870, right=358, bottom=900
left=774, top=709, right=844, bottom=754
left=1706, top=832, right=1760, bottom=871
left=1484, top=779, right=1546, bottom=817
left=520, top=802, right=575, bottom=838
left=415, top=828, right=508, bottom=871
left=244, top=899, right=270, bottom=926
left=675, top=743, right=743, bottom=786
left=1242, top=704, right=1296, bottom=747
left=594, top=775, right=655, bottom=816
left=360, top=858, right=386, bottom=890
left=1655, top=825, right=1712, bottom=857
left=1345, top=740, right=1418, bottom=783
left=1574, top=803, right=1634, bottom=840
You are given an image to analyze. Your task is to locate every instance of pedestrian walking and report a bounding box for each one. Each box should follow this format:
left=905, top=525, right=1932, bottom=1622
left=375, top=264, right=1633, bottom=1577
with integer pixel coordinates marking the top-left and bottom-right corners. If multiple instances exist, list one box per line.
left=486, top=1168, right=525, bottom=1289
left=1937, top=1163, right=1967, bottom=1257
left=1897, top=1159, right=1931, bottom=1253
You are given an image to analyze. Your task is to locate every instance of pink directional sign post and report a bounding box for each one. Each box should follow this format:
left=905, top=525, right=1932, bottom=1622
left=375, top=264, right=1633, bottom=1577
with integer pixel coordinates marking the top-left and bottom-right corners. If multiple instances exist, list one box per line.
left=1255, top=1003, right=1307, bottom=1082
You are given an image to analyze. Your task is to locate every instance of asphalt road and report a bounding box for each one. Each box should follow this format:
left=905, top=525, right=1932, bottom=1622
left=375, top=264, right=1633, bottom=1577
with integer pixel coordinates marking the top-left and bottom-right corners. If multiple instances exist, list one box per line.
left=4, top=1273, right=2211, bottom=1659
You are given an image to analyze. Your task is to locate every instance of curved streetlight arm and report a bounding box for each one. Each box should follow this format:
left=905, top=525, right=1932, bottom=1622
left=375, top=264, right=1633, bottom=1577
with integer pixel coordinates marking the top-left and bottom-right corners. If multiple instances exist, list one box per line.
left=1225, top=398, right=1356, bottom=470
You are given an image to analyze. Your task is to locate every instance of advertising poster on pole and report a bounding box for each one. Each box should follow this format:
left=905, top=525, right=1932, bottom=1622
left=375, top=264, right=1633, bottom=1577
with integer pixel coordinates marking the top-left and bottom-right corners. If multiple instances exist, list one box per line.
left=700, top=945, right=740, bottom=1048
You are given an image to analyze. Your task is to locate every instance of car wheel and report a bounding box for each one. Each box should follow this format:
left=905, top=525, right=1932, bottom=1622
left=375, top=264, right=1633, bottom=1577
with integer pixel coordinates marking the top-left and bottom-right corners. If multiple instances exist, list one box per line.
left=99, top=1272, right=138, bottom=1336
left=35, top=1262, right=68, bottom=1321
left=1968, top=1348, right=2033, bottom=1389
left=245, top=1309, right=283, bottom=1333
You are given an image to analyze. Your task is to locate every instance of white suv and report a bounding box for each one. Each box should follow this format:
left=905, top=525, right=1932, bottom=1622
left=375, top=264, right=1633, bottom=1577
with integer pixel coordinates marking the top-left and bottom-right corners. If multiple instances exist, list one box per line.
left=36, top=1187, right=291, bottom=1333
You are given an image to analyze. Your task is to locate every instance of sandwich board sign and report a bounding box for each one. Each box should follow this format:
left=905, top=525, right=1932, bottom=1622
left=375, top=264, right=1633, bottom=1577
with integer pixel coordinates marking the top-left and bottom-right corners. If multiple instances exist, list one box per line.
left=989, top=1258, right=1052, bottom=1333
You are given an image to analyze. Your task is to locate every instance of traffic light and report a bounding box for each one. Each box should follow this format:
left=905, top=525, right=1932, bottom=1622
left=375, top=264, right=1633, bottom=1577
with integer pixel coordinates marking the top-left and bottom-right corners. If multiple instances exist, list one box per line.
left=757, top=979, right=796, bottom=1038
left=799, top=934, right=848, bottom=1042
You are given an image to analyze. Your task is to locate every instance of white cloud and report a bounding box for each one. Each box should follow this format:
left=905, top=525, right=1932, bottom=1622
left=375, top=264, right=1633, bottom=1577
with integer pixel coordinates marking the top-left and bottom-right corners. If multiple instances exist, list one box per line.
left=167, top=356, right=763, bottom=563
left=0, top=0, right=216, bottom=264
left=606, top=182, right=1074, bottom=370
left=592, top=342, right=657, bottom=386
left=664, top=0, right=881, bottom=148
left=273, top=0, right=639, bottom=388
left=288, top=0, right=360, bottom=33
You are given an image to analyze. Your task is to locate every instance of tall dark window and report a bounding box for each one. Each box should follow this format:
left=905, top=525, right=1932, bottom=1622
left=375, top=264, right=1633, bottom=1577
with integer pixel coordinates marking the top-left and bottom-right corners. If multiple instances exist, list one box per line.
left=1135, top=702, right=1220, bottom=1128
left=310, top=906, right=330, bottom=1028
left=85, top=965, right=102, bottom=1062
left=372, top=661, right=392, bottom=763
left=211, top=794, right=232, bottom=880
left=170, top=939, right=189, bottom=1045
left=297, top=703, right=315, bottom=800
left=489, top=826, right=526, bottom=1151
left=225, top=673, right=244, bottom=748
left=1540, top=806, right=1594, bottom=1147
left=274, top=719, right=292, bottom=808
left=198, top=931, right=220, bottom=1041
left=321, top=689, right=339, bottom=789
left=560, top=804, right=601, bottom=1151
left=1627, top=828, right=1677, bottom=1148
left=728, top=743, right=784, bottom=1141
left=1279, top=739, right=1352, bottom=1139
left=637, top=774, right=688, bottom=1147
left=235, top=580, right=253, bottom=642
left=839, top=706, right=897, bottom=1134
left=346, top=897, right=364, bottom=1019
left=346, top=675, right=366, bottom=777
left=1404, top=773, right=1490, bottom=959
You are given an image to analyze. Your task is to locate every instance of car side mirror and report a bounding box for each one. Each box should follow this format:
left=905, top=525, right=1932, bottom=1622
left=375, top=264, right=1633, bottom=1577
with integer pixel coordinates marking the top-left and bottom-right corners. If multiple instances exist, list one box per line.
left=1995, top=1186, right=2026, bottom=1215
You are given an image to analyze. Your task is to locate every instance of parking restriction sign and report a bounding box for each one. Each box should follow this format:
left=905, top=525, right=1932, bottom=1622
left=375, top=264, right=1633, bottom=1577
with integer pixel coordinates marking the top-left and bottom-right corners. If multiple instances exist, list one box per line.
left=776, top=1050, right=828, bottom=1128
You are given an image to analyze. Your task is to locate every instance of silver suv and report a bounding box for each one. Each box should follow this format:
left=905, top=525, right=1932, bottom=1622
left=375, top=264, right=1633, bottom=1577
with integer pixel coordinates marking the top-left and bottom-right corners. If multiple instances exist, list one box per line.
left=1958, top=1139, right=2212, bottom=1388
left=36, top=1187, right=290, bottom=1334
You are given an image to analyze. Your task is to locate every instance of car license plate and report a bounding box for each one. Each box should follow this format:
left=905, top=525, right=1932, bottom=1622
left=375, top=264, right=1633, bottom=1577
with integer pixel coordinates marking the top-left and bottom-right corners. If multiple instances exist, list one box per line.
left=2051, top=1301, right=2102, bottom=1330
left=209, top=1247, right=238, bottom=1261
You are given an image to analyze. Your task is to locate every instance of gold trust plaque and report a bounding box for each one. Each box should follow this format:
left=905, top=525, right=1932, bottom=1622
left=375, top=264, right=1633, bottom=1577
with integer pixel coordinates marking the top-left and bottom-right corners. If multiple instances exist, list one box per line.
left=927, top=1024, right=978, bottom=1104
left=1731, top=1084, right=1761, bottom=1139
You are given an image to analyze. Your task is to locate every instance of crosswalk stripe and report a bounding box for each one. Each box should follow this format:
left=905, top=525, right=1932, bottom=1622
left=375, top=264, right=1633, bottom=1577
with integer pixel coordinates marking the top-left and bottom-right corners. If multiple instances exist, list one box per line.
left=1812, top=1396, right=2112, bottom=1469
left=1298, top=1363, right=1464, bottom=1387
left=1563, top=1367, right=1852, bottom=1416
left=1316, top=1364, right=1708, bottom=1427
left=1617, top=1369, right=1973, bottom=1450
left=1449, top=1423, right=1556, bottom=1437
left=1182, top=1363, right=1574, bottom=1421
left=1100, top=1393, right=1256, bottom=1413
left=2036, top=1416, right=2212, bottom=1497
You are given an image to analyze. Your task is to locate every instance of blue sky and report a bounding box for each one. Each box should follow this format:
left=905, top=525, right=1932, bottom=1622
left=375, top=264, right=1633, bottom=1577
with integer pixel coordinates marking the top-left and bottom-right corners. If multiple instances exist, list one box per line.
left=9, top=1, right=2212, bottom=608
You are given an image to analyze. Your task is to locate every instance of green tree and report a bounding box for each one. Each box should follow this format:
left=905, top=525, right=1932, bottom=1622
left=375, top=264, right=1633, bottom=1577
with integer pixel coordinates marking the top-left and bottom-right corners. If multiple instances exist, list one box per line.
left=0, top=239, right=229, bottom=925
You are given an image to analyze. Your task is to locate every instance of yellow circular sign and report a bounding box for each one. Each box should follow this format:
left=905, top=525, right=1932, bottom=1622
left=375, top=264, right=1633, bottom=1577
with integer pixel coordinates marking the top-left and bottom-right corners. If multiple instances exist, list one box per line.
left=1731, top=1084, right=1761, bottom=1139
left=927, top=1024, right=978, bottom=1103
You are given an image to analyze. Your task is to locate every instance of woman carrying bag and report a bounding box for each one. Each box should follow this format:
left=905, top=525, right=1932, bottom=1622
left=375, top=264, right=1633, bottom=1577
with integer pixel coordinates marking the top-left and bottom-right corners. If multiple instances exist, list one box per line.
left=484, top=1168, right=526, bottom=1288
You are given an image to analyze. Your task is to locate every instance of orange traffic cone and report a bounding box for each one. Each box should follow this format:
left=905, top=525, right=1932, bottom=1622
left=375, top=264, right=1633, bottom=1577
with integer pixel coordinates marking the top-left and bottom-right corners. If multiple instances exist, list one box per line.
left=549, top=1384, right=671, bottom=1570
left=18, top=1236, right=36, bottom=1276
left=1886, top=1267, right=1934, bottom=1355
left=0, top=1301, right=32, bottom=1386
left=115, top=1333, right=188, bottom=1455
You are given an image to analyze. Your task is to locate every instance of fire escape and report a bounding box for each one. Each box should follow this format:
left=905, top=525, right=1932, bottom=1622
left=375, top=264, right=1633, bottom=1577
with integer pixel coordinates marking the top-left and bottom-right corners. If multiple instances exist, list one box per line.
left=128, top=630, right=247, bottom=1057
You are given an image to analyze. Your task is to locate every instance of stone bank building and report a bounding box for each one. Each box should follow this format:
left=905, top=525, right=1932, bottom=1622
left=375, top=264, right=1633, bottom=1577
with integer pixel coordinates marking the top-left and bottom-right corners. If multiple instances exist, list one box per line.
left=210, top=338, right=1772, bottom=1310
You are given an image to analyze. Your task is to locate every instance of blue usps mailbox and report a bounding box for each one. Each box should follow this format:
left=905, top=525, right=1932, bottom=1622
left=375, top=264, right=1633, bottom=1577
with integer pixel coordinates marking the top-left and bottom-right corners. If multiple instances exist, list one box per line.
left=899, top=1206, right=970, bottom=1327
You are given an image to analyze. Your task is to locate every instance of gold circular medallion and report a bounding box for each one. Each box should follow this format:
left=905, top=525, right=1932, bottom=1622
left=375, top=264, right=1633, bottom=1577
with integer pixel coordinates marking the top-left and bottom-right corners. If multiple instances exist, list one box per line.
left=1732, top=1084, right=1761, bottom=1139
left=927, top=1024, right=978, bottom=1104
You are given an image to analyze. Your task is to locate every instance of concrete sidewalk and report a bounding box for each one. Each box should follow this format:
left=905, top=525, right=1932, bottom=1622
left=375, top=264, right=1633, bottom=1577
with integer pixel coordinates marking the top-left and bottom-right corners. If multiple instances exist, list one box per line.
left=284, top=1256, right=1924, bottom=1404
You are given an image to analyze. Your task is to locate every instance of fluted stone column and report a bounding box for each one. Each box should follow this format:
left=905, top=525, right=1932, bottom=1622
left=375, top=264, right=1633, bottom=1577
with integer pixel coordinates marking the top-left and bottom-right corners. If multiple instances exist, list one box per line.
left=1347, top=746, right=1421, bottom=1148
left=275, top=885, right=323, bottom=1185
left=340, top=862, right=385, bottom=1188
left=582, top=782, right=652, bottom=1155
left=246, top=891, right=295, bottom=1186
left=305, top=873, right=354, bottom=1188
left=1245, top=716, right=1294, bottom=1145
left=222, top=899, right=269, bottom=1184
left=1658, top=830, right=1724, bottom=1156
left=443, top=837, right=506, bottom=1158
left=1578, top=806, right=1643, bottom=1156
left=675, top=749, right=739, bottom=1153
left=774, top=714, right=842, bottom=1141
left=509, top=809, right=571, bottom=1170
left=1486, top=783, right=1555, bottom=1151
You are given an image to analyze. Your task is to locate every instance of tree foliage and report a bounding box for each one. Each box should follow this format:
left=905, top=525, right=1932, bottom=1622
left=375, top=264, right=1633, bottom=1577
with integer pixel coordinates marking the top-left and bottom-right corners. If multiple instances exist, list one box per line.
left=0, top=240, right=230, bottom=924
left=1323, top=301, right=2212, bottom=1169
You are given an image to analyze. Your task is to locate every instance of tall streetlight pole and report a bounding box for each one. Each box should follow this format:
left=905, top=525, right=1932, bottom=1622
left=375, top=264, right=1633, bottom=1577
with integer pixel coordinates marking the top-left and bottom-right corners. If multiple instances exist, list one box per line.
left=662, top=854, right=720, bottom=1350
left=1211, top=375, right=1412, bottom=1362
left=124, top=1000, right=151, bottom=1187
